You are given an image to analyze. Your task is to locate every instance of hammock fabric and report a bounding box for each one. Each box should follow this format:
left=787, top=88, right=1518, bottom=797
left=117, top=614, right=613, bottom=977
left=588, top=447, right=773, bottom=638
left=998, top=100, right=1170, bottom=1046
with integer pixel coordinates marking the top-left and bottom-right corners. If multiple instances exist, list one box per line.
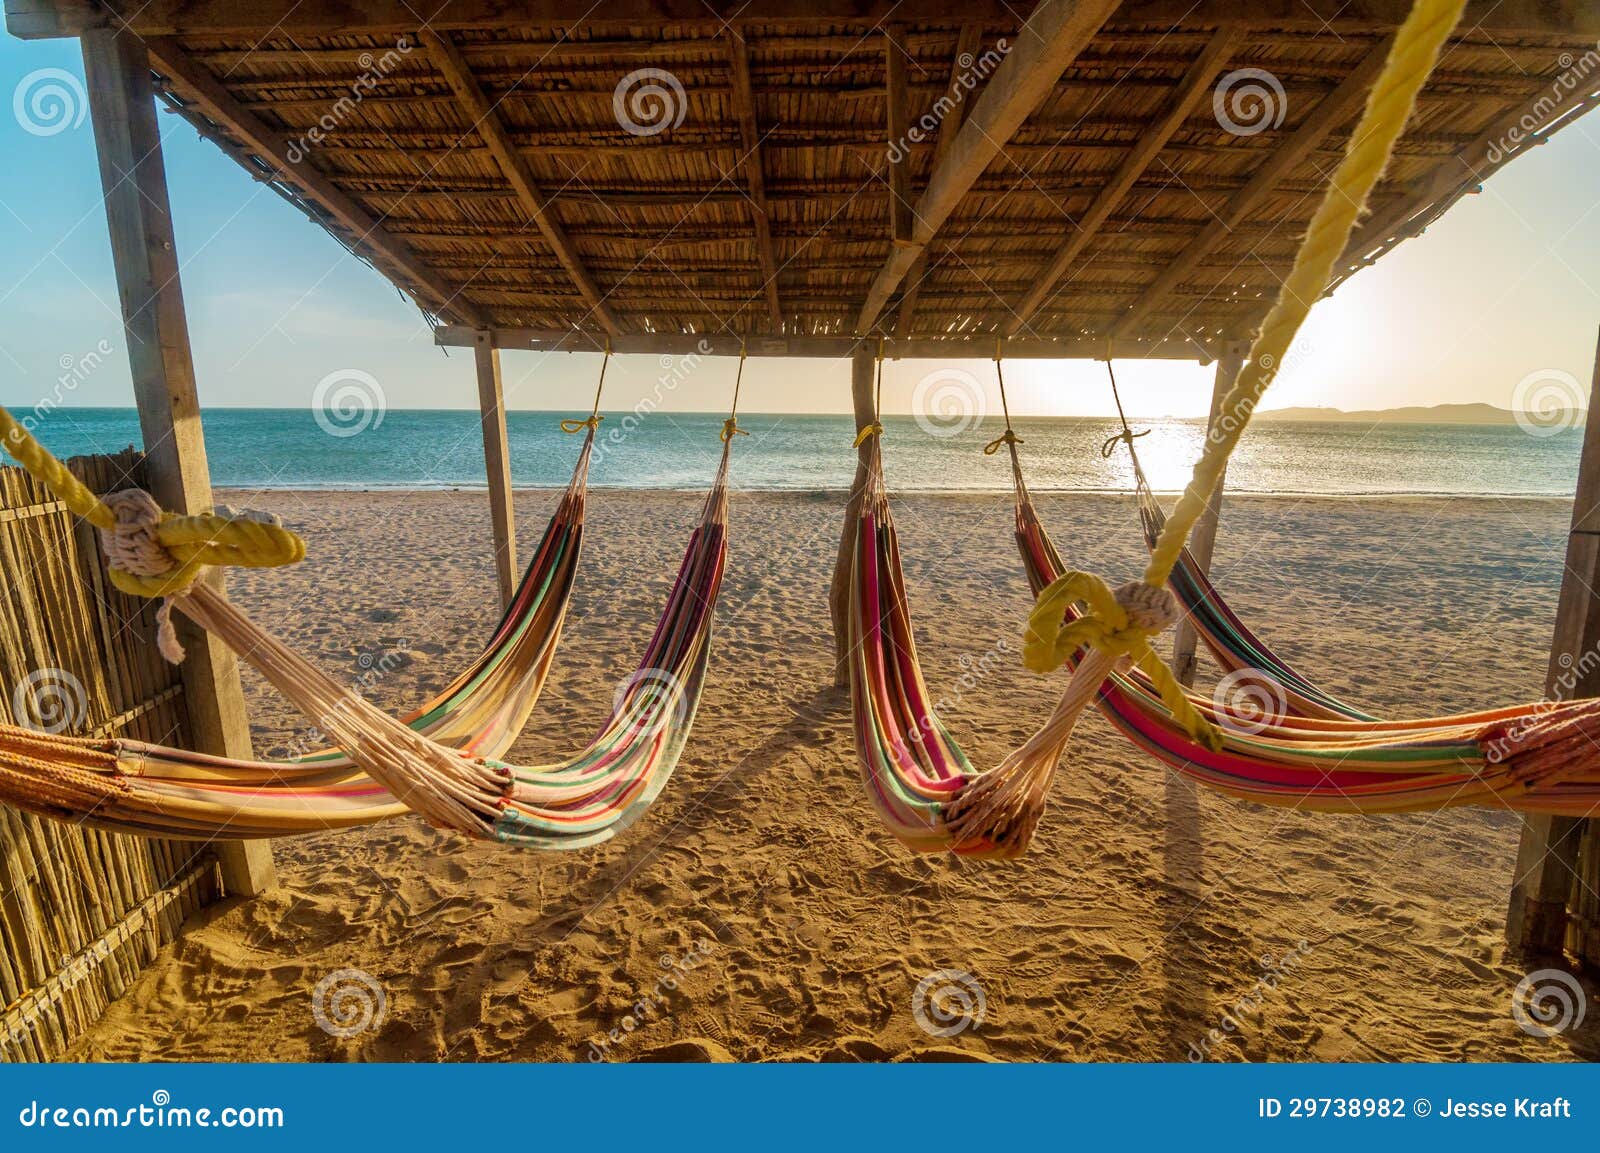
left=0, top=429, right=733, bottom=849
left=1006, top=443, right=1600, bottom=817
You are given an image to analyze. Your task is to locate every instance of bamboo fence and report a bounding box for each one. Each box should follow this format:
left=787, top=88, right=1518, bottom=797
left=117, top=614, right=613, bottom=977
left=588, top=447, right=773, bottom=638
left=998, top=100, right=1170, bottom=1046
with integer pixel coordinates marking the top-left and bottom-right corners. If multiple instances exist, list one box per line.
left=0, top=450, right=221, bottom=1062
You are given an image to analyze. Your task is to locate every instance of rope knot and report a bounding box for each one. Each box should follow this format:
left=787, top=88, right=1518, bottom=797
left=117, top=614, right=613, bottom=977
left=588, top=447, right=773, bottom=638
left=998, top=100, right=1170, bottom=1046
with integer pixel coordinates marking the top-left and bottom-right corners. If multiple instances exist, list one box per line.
left=1022, top=570, right=1221, bottom=752
left=982, top=428, right=1023, bottom=455
left=1100, top=427, right=1150, bottom=459
left=1113, top=579, right=1180, bottom=634
left=560, top=415, right=604, bottom=434
left=721, top=417, right=749, bottom=442
left=853, top=421, right=884, bottom=447
left=99, top=489, right=178, bottom=580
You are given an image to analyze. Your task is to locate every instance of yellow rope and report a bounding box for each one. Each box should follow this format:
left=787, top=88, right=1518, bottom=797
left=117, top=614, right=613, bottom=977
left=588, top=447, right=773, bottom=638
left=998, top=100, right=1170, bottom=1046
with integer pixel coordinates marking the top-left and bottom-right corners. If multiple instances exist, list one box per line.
left=853, top=422, right=884, bottom=446
left=0, top=406, right=305, bottom=600
left=983, top=428, right=1023, bottom=455
left=559, top=416, right=605, bottom=434
left=1024, top=0, right=1466, bottom=747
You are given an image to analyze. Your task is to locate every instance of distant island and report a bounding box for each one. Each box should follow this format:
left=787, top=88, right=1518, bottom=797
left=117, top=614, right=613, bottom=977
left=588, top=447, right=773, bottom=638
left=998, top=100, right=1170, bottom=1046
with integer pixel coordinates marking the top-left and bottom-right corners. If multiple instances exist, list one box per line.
left=1252, top=402, right=1583, bottom=426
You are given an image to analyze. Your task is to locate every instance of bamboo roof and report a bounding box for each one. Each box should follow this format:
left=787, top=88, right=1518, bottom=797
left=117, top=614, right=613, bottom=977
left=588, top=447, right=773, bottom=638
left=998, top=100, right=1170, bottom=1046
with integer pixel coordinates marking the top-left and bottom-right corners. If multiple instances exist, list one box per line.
left=12, top=1, right=1600, bottom=358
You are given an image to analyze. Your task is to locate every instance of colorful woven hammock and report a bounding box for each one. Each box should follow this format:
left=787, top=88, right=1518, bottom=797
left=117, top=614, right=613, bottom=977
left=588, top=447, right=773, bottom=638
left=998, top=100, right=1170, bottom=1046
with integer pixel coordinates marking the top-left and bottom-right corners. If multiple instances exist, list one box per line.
left=1004, top=433, right=1600, bottom=817
left=0, top=421, right=734, bottom=849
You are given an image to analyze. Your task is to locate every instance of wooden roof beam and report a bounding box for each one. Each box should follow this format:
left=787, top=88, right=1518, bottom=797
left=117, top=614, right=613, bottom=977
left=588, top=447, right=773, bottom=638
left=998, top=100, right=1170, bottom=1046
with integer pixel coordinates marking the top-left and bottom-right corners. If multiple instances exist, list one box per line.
left=1004, top=23, right=1245, bottom=336
left=895, top=23, right=983, bottom=342
left=419, top=28, right=623, bottom=337
left=884, top=23, right=913, bottom=248
left=854, top=0, right=1122, bottom=335
left=140, top=37, right=486, bottom=328
left=12, top=1, right=1600, bottom=39
left=1108, top=34, right=1394, bottom=342
left=725, top=28, right=783, bottom=333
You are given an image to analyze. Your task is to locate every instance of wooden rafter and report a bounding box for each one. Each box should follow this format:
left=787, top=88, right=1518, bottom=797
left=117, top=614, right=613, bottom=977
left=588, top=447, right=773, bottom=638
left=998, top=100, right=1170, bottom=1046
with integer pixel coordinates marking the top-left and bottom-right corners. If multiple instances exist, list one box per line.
left=1107, top=35, right=1395, bottom=342
left=894, top=23, right=982, bottom=342
left=855, top=0, right=1122, bottom=335
left=883, top=23, right=912, bottom=247
left=143, top=37, right=487, bottom=328
left=1003, top=23, right=1245, bottom=336
left=419, top=29, right=623, bottom=336
left=725, top=27, right=783, bottom=332
left=12, top=1, right=1600, bottom=39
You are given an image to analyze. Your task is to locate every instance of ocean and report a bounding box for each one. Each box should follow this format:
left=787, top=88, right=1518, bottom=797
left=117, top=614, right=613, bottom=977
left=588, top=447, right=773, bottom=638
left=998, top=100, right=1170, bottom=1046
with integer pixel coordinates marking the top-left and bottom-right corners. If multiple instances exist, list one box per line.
left=17, top=407, right=1585, bottom=496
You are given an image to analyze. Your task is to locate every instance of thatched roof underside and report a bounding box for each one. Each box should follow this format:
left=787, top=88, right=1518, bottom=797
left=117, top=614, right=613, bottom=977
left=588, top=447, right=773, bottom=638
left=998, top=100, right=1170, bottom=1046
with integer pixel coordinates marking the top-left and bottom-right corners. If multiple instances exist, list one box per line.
left=72, top=5, right=1600, bottom=355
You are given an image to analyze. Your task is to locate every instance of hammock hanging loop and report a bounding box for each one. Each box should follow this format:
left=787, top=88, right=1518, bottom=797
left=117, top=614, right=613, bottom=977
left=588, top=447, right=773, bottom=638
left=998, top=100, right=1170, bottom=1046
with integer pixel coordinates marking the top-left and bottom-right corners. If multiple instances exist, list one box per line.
left=559, top=415, right=605, bottom=434
left=982, top=428, right=1023, bottom=455
left=720, top=417, right=749, bottom=442
left=1024, top=570, right=1221, bottom=751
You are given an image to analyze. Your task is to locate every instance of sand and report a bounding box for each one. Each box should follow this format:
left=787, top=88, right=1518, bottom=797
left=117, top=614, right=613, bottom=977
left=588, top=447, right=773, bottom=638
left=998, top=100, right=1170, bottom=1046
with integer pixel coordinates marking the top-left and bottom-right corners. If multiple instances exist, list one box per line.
left=65, top=485, right=1600, bottom=1062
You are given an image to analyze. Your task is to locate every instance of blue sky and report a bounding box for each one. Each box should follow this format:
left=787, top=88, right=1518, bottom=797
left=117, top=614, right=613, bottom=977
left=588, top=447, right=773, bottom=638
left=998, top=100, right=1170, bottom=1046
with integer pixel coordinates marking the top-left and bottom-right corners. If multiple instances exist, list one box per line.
left=2, top=30, right=1598, bottom=419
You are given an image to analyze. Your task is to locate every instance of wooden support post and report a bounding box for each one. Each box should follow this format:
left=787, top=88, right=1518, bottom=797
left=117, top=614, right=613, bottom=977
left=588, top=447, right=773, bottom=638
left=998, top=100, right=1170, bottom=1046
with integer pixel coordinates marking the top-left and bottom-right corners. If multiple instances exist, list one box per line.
left=1173, top=342, right=1248, bottom=686
left=831, top=349, right=878, bottom=685
left=473, top=334, right=518, bottom=609
left=1506, top=326, right=1600, bottom=956
left=81, top=29, right=274, bottom=895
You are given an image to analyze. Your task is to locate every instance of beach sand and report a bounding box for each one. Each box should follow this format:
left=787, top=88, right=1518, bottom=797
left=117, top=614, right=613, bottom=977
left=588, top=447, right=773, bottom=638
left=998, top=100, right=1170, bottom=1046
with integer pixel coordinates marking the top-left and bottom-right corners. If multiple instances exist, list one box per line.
left=66, top=486, right=1600, bottom=1062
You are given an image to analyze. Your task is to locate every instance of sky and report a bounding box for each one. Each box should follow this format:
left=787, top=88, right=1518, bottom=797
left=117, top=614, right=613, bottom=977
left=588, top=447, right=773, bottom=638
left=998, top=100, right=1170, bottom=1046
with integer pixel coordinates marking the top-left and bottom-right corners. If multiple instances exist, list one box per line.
left=2, top=31, right=1599, bottom=420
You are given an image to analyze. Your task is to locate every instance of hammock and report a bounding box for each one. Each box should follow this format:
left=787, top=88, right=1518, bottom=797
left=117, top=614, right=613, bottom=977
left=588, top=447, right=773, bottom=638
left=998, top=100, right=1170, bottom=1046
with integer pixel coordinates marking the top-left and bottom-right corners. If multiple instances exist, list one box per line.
left=0, top=363, right=740, bottom=849
left=1007, top=449, right=1600, bottom=816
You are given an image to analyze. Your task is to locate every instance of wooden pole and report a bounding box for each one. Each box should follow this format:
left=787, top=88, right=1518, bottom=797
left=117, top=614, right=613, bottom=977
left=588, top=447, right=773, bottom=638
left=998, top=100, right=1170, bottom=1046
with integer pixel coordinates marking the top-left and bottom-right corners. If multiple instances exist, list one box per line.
left=473, top=333, right=518, bottom=609
left=1173, top=341, right=1248, bottom=686
left=830, top=349, right=878, bottom=685
left=1505, top=325, right=1600, bottom=956
left=81, top=29, right=274, bottom=896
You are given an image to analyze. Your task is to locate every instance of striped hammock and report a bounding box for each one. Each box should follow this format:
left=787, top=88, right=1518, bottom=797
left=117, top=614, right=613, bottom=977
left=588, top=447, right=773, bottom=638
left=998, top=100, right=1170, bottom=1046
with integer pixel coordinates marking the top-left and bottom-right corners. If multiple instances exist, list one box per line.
left=1005, top=441, right=1600, bottom=818
left=0, top=428, right=732, bottom=849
